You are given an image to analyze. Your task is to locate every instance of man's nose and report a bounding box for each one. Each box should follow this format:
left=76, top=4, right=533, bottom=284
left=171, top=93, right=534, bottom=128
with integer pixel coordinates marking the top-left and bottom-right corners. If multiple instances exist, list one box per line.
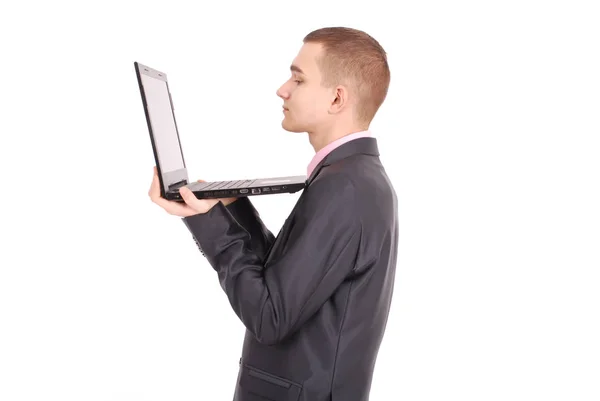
left=276, top=84, right=289, bottom=99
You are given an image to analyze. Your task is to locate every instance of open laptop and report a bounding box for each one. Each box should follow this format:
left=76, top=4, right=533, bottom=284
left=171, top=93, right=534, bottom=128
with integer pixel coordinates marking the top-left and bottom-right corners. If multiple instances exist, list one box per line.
left=134, top=61, right=306, bottom=202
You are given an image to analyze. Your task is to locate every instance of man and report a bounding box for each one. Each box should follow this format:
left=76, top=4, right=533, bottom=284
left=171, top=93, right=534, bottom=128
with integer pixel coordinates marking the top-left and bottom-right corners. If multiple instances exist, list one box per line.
left=149, top=27, right=398, bottom=401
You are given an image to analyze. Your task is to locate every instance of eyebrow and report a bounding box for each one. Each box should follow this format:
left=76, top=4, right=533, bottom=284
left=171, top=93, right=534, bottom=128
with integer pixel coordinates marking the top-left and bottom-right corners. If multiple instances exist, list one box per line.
left=290, top=64, right=305, bottom=75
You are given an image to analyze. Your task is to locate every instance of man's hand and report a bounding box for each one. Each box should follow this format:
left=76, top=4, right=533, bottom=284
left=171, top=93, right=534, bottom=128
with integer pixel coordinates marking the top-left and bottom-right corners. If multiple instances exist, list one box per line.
left=148, top=167, right=237, bottom=217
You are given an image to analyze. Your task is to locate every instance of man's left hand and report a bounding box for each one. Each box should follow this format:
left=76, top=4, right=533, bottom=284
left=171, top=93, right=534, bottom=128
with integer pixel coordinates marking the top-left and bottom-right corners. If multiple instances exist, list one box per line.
left=148, top=167, right=219, bottom=217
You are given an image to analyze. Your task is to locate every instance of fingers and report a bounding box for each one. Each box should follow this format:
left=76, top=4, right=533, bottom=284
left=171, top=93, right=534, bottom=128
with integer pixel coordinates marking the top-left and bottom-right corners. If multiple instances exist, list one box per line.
left=148, top=168, right=158, bottom=198
left=148, top=167, right=187, bottom=215
left=148, top=171, right=165, bottom=205
left=152, top=188, right=193, bottom=216
left=180, top=187, right=220, bottom=215
left=178, top=187, right=199, bottom=207
left=148, top=170, right=156, bottom=199
left=148, top=166, right=212, bottom=217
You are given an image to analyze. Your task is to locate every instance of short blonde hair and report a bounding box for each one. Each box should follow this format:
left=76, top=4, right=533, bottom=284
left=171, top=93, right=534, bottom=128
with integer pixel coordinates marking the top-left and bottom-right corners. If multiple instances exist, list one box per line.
left=303, top=27, right=391, bottom=124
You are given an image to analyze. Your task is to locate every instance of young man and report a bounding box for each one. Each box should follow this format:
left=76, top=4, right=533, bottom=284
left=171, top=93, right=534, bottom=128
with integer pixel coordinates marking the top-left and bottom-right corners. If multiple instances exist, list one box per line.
left=149, top=27, right=398, bottom=401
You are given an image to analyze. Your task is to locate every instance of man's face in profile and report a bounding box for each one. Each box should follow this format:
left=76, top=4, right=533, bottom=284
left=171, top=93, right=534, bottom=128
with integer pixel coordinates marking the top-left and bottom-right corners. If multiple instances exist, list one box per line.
left=277, top=43, right=334, bottom=133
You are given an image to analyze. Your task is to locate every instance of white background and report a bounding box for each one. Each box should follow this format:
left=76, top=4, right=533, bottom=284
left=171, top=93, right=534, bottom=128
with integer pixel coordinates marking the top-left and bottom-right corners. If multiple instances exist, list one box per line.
left=1, top=1, right=599, bottom=400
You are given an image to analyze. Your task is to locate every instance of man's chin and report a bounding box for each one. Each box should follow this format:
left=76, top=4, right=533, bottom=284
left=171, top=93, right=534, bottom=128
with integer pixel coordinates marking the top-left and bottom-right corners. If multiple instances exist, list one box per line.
left=281, top=120, right=305, bottom=133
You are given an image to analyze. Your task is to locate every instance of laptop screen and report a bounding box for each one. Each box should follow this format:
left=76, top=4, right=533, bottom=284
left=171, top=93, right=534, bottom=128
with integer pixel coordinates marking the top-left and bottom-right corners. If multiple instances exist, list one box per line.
left=139, top=72, right=185, bottom=174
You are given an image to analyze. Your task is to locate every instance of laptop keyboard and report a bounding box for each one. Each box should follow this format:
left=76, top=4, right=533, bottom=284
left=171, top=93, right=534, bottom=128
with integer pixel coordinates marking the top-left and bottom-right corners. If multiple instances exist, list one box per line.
left=193, top=179, right=257, bottom=191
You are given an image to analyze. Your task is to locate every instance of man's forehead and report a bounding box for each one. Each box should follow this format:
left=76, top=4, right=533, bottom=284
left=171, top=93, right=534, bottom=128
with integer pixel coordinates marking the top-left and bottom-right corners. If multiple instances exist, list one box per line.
left=291, top=43, right=323, bottom=75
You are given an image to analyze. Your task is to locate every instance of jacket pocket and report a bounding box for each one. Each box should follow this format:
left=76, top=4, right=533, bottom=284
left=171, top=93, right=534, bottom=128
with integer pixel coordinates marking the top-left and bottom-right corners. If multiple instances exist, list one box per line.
left=239, top=363, right=302, bottom=401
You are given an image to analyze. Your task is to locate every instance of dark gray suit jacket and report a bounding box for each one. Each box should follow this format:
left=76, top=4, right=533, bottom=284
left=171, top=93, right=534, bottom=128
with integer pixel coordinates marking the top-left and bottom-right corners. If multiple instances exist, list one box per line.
left=182, top=137, right=398, bottom=401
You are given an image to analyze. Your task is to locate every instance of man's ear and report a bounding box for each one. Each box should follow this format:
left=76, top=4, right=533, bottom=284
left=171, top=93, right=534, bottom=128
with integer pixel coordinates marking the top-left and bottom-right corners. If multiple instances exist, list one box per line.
left=329, top=85, right=349, bottom=115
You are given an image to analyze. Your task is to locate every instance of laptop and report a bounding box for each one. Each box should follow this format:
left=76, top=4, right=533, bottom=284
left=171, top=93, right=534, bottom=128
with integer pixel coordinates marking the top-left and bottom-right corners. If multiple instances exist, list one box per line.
left=134, top=61, right=307, bottom=202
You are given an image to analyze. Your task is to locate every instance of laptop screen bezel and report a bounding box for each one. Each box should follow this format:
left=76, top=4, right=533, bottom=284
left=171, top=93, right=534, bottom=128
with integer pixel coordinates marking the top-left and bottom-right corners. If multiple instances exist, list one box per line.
left=135, top=62, right=189, bottom=196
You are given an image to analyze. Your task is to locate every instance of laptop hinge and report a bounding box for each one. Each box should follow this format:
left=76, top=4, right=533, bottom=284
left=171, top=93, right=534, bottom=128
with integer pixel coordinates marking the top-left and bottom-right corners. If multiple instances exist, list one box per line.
left=168, top=179, right=187, bottom=191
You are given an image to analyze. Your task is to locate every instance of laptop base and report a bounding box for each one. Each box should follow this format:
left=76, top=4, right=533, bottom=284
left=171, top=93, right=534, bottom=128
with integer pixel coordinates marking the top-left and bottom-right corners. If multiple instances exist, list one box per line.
left=165, top=175, right=307, bottom=201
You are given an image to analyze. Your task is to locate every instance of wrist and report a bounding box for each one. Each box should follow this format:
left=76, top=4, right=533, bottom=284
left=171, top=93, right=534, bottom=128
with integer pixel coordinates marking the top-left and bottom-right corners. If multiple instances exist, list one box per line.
left=220, top=197, right=238, bottom=207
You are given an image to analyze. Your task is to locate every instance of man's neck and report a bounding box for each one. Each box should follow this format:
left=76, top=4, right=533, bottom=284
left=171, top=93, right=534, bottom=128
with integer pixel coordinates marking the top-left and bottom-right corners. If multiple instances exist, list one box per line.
left=308, top=124, right=369, bottom=153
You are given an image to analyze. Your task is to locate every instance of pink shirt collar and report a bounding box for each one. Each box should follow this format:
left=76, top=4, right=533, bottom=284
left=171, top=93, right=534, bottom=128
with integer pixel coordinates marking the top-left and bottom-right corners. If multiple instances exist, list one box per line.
left=307, top=130, right=372, bottom=177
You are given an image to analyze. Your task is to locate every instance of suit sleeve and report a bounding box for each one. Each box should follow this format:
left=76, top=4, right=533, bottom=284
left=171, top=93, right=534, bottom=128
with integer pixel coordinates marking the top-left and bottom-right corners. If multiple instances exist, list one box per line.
left=223, top=197, right=276, bottom=261
left=181, top=177, right=361, bottom=345
left=187, top=197, right=275, bottom=262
